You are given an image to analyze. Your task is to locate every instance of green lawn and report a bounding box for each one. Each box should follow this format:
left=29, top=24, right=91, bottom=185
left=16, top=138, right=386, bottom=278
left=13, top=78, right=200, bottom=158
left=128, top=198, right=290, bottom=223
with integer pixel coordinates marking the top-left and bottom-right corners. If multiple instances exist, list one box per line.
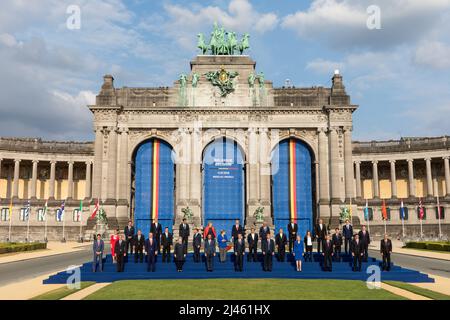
left=384, top=281, right=450, bottom=300
left=30, top=282, right=96, bottom=300
left=85, top=279, right=406, bottom=300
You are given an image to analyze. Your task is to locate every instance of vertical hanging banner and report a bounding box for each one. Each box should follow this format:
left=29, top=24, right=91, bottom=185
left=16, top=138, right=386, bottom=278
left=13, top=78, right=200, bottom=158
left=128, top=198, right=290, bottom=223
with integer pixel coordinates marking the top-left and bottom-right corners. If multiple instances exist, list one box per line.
left=151, top=139, right=160, bottom=221
left=289, top=138, right=298, bottom=222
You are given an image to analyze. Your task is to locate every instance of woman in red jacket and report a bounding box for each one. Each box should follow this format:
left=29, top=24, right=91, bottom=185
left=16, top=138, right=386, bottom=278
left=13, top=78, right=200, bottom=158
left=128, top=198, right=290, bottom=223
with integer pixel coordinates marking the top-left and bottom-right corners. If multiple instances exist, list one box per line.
left=110, top=229, right=120, bottom=263
left=203, top=222, right=217, bottom=239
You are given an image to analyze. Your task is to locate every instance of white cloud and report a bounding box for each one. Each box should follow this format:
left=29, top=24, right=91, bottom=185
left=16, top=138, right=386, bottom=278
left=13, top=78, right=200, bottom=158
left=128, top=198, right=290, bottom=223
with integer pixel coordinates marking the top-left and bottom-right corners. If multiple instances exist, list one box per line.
left=305, top=58, right=344, bottom=74
left=414, top=41, right=450, bottom=69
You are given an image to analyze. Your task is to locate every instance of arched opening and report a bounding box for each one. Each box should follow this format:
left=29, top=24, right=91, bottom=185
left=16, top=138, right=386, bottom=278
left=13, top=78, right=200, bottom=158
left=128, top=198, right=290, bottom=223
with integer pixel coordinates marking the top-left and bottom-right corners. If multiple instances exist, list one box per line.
left=131, top=138, right=176, bottom=235
left=271, top=138, right=316, bottom=238
left=202, top=137, right=246, bottom=233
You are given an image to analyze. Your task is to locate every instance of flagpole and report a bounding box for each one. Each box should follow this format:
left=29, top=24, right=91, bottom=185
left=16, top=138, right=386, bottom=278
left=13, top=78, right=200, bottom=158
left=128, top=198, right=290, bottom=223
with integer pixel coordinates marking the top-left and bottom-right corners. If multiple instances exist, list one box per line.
left=26, top=201, right=31, bottom=243
left=62, top=202, right=66, bottom=243
left=8, top=199, right=12, bottom=243
left=384, top=219, right=387, bottom=235
left=79, top=200, right=83, bottom=243
left=437, top=195, right=442, bottom=239
left=44, top=209, right=48, bottom=243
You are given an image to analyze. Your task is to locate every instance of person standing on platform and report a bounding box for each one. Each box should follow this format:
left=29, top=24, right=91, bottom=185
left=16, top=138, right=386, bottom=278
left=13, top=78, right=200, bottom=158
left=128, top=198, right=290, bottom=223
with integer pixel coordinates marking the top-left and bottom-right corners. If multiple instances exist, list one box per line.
left=193, top=228, right=202, bottom=262
left=110, top=229, right=120, bottom=264
left=275, top=228, right=287, bottom=262
left=114, top=234, right=126, bottom=272
left=304, top=230, right=313, bottom=262
left=133, top=229, right=145, bottom=263
left=293, top=234, right=304, bottom=272
left=92, top=234, right=104, bottom=272
left=218, top=230, right=229, bottom=263
left=231, top=219, right=244, bottom=245
left=322, top=235, right=333, bottom=272
left=204, top=233, right=216, bottom=272
left=247, top=228, right=258, bottom=262
left=179, top=218, right=190, bottom=254
left=234, top=233, right=245, bottom=272
left=203, top=221, right=217, bottom=240
left=124, top=221, right=135, bottom=261
left=358, top=225, right=371, bottom=262
left=342, top=219, right=353, bottom=254
left=332, top=228, right=343, bottom=262
left=259, top=222, right=270, bottom=242
left=262, top=233, right=275, bottom=272
left=380, top=233, right=392, bottom=271
left=315, top=219, right=327, bottom=254
left=351, top=234, right=363, bottom=272
left=287, top=219, right=298, bottom=253
left=145, top=232, right=157, bottom=272
left=161, top=227, right=173, bottom=263
left=174, top=238, right=186, bottom=272
left=150, top=219, right=162, bottom=254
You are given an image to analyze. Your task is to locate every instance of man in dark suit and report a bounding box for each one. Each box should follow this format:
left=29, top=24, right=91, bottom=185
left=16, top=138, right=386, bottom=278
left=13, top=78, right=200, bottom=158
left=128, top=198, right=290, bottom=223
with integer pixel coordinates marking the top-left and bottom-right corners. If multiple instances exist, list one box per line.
left=358, top=225, right=371, bottom=262
left=114, top=234, right=126, bottom=272
left=275, top=228, right=287, bottom=262
left=322, top=235, right=334, bottom=271
left=145, top=232, right=158, bottom=272
left=92, top=234, right=104, bottom=272
left=380, top=234, right=392, bottom=271
left=174, top=238, right=186, bottom=272
left=259, top=222, right=270, bottom=241
left=204, top=233, right=216, bottom=272
left=133, top=229, right=145, bottom=263
left=161, top=227, right=173, bottom=263
left=315, top=219, right=327, bottom=253
left=287, top=219, right=298, bottom=253
left=234, top=233, right=245, bottom=272
left=179, top=218, right=190, bottom=254
left=247, top=228, right=258, bottom=262
left=342, top=219, right=353, bottom=254
left=124, top=220, right=135, bottom=260
left=150, top=219, right=163, bottom=254
left=351, top=234, right=363, bottom=271
left=261, top=233, right=275, bottom=272
left=193, top=228, right=202, bottom=263
left=332, top=228, right=343, bottom=262
left=231, top=219, right=244, bottom=245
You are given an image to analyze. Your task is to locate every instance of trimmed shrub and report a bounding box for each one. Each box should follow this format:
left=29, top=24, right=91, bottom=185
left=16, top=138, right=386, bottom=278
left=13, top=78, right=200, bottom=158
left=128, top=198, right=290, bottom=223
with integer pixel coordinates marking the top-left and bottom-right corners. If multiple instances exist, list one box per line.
left=0, top=242, right=47, bottom=254
left=405, top=241, right=450, bottom=252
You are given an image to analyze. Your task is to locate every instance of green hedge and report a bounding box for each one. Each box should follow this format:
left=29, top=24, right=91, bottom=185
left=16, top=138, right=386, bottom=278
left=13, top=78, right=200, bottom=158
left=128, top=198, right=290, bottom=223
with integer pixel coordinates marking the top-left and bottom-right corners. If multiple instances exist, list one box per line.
left=405, top=241, right=450, bottom=252
left=0, top=242, right=47, bottom=254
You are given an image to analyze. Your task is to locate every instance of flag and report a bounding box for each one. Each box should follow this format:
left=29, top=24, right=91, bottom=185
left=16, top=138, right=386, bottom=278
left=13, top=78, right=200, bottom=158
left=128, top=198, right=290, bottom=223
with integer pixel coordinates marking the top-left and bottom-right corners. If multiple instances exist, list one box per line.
left=8, top=198, right=13, bottom=221
left=90, top=198, right=99, bottom=220
left=364, top=199, right=369, bottom=221
left=381, top=199, right=388, bottom=220
left=437, top=196, right=442, bottom=219
left=57, top=201, right=65, bottom=221
left=418, top=198, right=424, bottom=220
left=78, top=200, right=83, bottom=221
left=348, top=198, right=353, bottom=219
left=24, top=200, right=31, bottom=220
left=400, top=200, right=406, bottom=220
left=43, top=200, right=48, bottom=221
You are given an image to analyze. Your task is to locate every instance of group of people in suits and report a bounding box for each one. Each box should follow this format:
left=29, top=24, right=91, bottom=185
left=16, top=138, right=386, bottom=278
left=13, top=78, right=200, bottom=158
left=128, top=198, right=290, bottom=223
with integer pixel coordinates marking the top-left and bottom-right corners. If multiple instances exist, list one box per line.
left=91, top=218, right=393, bottom=274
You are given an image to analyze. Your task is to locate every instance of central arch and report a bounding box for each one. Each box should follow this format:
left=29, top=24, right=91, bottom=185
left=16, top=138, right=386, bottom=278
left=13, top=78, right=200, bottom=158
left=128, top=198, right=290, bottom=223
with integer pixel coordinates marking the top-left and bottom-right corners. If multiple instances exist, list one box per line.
left=202, top=137, right=245, bottom=233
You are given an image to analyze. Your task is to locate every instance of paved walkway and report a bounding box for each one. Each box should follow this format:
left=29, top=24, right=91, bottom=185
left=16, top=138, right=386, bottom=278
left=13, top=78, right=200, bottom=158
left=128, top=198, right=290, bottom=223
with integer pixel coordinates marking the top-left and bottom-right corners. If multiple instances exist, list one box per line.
left=412, top=274, right=450, bottom=296
left=380, top=282, right=431, bottom=300
left=369, top=240, right=450, bottom=261
left=0, top=242, right=91, bottom=264
left=61, top=282, right=111, bottom=300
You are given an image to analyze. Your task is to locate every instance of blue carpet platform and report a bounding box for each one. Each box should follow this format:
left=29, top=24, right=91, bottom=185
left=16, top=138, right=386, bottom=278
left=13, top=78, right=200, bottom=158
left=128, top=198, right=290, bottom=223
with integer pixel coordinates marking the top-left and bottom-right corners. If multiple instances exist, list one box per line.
left=43, top=253, right=433, bottom=284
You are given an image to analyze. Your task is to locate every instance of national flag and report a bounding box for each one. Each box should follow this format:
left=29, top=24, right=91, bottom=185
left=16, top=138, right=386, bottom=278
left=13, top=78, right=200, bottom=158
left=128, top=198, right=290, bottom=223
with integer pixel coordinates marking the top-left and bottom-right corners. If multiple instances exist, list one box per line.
left=57, top=201, right=65, bottom=221
left=381, top=199, right=388, bottom=220
left=78, top=200, right=83, bottom=221
left=363, top=199, right=369, bottom=221
left=8, top=198, right=13, bottom=221
left=400, top=200, right=406, bottom=220
left=436, top=196, right=442, bottom=219
left=24, top=200, right=31, bottom=220
left=42, top=200, right=48, bottom=221
left=90, top=198, right=99, bottom=220
left=418, top=198, right=424, bottom=220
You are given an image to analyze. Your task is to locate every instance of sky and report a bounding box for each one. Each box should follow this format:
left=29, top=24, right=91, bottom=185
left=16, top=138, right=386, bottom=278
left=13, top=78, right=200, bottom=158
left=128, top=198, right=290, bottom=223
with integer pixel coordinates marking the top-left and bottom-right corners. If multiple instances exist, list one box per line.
left=0, top=0, right=449, bottom=142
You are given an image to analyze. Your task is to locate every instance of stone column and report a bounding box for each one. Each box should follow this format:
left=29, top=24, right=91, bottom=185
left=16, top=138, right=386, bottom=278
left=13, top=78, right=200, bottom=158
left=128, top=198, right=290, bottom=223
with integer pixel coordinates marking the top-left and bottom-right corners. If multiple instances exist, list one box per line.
left=389, top=160, right=397, bottom=199
left=12, top=159, right=21, bottom=199
left=30, top=160, right=39, bottom=199
left=106, top=127, right=118, bottom=201
left=407, top=159, right=415, bottom=198
left=248, top=127, right=258, bottom=204
left=318, top=128, right=330, bottom=203
left=67, top=161, right=74, bottom=200
left=118, top=128, right=129, bottom=201
left=84, top=161, right=92, bottom=199
left=343, top=127, right=354, bottom=200
left=49, top=160, right=56, bottom=200
left=92, top=127, right=103, bottom=200
left=372, top=160, right=379, bottom=199
left=259, top=128, right=270, bottom=205
left=329, top=127, right=340, bottom=202
left=444, top=156, right=450, bottom=197
left=425, top=157, right=433, bottom=197
left=190, top=127, right=201, bottom=204
left=354, top=161, right=362, bottom=198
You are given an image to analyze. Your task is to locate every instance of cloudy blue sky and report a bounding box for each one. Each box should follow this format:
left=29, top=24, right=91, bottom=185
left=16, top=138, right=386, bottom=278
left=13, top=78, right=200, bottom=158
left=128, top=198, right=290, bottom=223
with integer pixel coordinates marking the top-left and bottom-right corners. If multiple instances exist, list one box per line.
left=0, top=0, right=449, bottom=141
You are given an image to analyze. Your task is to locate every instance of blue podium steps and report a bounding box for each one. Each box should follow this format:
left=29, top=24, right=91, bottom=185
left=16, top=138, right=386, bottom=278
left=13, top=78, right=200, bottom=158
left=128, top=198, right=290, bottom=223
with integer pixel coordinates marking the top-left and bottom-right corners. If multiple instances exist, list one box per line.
left=43, top=252, right=433, bottom=284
